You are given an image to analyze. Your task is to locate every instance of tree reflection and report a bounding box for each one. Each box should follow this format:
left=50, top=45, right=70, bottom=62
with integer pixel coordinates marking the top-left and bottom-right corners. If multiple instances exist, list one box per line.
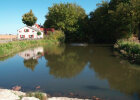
left=24, top=59, right=38, bottom=71
left=19, top=47, right=44, bottom=71
left=18, top=44, right=140, bottom=96
left=44, top=45, right=88, bottom=78
left=43, top=45, right=65, bottom=55
left=88, top=46, right=140, bottom=95
left=45, top=44, right=140, bottom=96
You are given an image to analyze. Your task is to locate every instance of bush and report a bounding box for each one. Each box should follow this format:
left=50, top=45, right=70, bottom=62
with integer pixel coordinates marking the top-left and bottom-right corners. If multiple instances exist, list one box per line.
left=114, top=39, right=140, bottom=63
left=47, top=30, right=65, bottom=43
left=37, top=32, right=41, bottom=36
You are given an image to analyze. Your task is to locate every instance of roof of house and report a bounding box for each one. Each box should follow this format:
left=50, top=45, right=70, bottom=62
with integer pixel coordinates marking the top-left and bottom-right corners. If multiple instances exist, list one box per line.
left=27, top=26, right=41, bottom=32
left=17, top=26, right=41, bottom=32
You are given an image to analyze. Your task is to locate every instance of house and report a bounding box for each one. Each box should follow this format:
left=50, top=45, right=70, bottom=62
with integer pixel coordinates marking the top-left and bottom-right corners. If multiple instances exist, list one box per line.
left=17, top=24, right=55, bottom=39
left=17, top=25, right=43, bottom=39
left=33, top=24, right=55, bottom=35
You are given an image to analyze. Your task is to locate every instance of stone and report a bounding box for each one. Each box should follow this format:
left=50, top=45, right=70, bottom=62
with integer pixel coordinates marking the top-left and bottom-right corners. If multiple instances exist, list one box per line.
left=0, top=89, right=20, bottom=100
left=12, top=85, right=21, bottom=91
left=22, top=97, right=40, bottom=100
left=48, top=97, right=90, bottom=100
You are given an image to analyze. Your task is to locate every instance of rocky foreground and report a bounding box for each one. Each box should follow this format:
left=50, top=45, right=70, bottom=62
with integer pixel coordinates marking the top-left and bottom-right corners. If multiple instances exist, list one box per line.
left=0, top=89, right=92, bottom=100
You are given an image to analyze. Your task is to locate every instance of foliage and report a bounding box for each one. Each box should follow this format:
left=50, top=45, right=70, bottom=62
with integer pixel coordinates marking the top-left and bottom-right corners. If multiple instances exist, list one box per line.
left=46, top=30, right=65, bottom=43
left=44, top=3, right=87, bottom=42
left=22, top=10, right=37, bottom=26
left=26, top=92, right=47, bottom=100
left=114, top=39, right=140, bottom=63
left=88, top=0, right=140, bottom=43
left=37, top=32, right=41, bottom=36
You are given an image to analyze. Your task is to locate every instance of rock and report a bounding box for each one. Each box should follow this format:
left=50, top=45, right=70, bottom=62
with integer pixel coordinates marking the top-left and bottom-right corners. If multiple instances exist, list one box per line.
left=0, top=89, right=20, bottom=100
left=11, top=90, right=26, bottom=96
left=22, top=97, right=39, bottom=100
left=48, top=97, right=90, bottom=100
left=95, top=98, right=100, bottom=100
left=12, top=85, right=21, bottom=91
left=36, top=86, right=40, bottom=89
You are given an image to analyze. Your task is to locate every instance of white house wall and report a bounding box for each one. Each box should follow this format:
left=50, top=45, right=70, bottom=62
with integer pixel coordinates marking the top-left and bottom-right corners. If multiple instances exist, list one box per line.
left=17, top=26, right=43, bottom=39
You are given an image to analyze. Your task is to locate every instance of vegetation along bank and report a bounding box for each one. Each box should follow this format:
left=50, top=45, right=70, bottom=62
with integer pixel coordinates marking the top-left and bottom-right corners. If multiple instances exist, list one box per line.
left=0, top=30, right=65, bottom=57
left=114, top=39, right=140, bottom=64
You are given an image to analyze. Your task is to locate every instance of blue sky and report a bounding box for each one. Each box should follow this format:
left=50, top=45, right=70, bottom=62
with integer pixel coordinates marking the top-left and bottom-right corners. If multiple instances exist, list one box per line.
left=0, top=0, right=102, bottom=34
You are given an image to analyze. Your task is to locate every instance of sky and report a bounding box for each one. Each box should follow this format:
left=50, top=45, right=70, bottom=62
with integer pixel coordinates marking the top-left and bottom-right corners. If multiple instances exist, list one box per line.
left=0, top=0, right=102, bottom=34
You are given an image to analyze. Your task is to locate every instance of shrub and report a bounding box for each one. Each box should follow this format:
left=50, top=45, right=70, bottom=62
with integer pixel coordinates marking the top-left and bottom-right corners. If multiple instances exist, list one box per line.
left=26, top=92, right=47, bottom=100
left=37, top=32, right=41, bottom=36
left=114, top=39, right=140, bottom=63
left=47, top=30, right=65, bottom=43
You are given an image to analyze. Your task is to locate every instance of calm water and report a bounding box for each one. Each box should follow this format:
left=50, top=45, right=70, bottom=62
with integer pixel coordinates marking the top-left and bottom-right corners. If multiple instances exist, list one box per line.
left=0, top=44, right=140, bottom=100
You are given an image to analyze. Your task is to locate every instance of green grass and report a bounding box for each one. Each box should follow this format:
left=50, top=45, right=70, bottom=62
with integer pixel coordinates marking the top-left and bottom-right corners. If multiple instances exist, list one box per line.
left=114, top=39, right=140, bottom=63
left=0, top=30, right=65, bottom=58
left=0, top=39, right=57, bottom=57
left=26, top=92, right=47, bottom=100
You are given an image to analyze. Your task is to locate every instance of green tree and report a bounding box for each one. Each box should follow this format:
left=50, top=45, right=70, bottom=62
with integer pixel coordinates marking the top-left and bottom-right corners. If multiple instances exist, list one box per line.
left=89, top=1, right=115, bottom=42
left=44, top=3, right=87, bottom=42
left=22, top=10, right=37, bottom=26
left=130, top=0, right=140, bottom=39
left=37, top=32, right=41, bottom=36
left=88, top=0, right=139, bottom=43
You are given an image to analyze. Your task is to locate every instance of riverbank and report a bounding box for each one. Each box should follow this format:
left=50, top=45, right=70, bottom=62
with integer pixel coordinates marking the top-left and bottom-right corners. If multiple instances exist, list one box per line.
left=0, top=89, right=91, bottom=100
left=114, top=39, right=140, bottom=64
left=0, top=39, right=58, bottom=57
left=0, top=31, right=65, bottom=58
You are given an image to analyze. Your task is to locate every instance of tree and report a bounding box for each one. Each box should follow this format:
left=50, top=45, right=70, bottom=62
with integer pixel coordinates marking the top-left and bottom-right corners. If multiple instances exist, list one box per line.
left=109, top=0, right=130, bottom=10
left=44, top=3, right=87, bottom=42
left=89, top=1, right=115, bottom=42
left=37, top=32, right=41, bottom=36
left=88, top=0, right=138, bottom=43
left=22, top=10, right=37, bottom=26
left=130, top=0, right=140, bottom=39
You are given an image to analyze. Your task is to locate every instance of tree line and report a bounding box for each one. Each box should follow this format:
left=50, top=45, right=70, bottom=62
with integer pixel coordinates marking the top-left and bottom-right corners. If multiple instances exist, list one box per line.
left=22, top=0, right=140, bottom=43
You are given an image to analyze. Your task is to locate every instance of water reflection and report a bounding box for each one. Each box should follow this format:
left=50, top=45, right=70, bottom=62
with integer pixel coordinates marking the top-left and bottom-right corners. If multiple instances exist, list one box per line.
left=45, top=45, right=140, bottom=96
left=19, top=47, right=44, bottom=71
left=43, top=45, right=86, bottom=78
left=16, top=44, right=140, bottom=98
left=18, top=47, right=44, bottom=60
left=87, top=46, right=140, bottom=96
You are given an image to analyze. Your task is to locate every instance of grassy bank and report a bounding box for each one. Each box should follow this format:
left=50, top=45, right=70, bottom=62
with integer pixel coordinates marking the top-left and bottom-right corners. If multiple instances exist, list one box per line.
left=0, top=30, right=65, bottom=57
left=114, top=39, right=140, bottom=64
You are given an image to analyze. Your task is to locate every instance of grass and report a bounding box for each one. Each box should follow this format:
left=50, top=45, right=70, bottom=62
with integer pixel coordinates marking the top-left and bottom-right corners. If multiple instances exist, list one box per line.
left=0, top=30, right=65, bottom=57
left=0, top=39, right=58, bottom=57
left=114, top=39, right=140, bottom=64
left=26, top=92, right=47, bottom=100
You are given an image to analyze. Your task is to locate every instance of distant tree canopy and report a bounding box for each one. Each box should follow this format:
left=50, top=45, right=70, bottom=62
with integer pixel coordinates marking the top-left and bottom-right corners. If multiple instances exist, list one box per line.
left=43, top=1, right=140, bottom=43
left=88, top=0, right=140, bottom=43
left=44, top=3, right=87, bottom=42
left=22, top=10, right=37, bottom=26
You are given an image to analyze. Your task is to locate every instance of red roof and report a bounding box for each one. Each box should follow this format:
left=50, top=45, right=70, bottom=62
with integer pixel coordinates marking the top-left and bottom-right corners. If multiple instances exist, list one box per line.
left=35, top=24, right=55, bottom=34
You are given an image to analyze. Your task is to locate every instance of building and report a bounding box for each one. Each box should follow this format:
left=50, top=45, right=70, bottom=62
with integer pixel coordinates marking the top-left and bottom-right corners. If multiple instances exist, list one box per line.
left=33, top=24, right=55, bottom=35
left=17, top=24, right=55, bottom=39
left=17, top=25, right=43, bottom=39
